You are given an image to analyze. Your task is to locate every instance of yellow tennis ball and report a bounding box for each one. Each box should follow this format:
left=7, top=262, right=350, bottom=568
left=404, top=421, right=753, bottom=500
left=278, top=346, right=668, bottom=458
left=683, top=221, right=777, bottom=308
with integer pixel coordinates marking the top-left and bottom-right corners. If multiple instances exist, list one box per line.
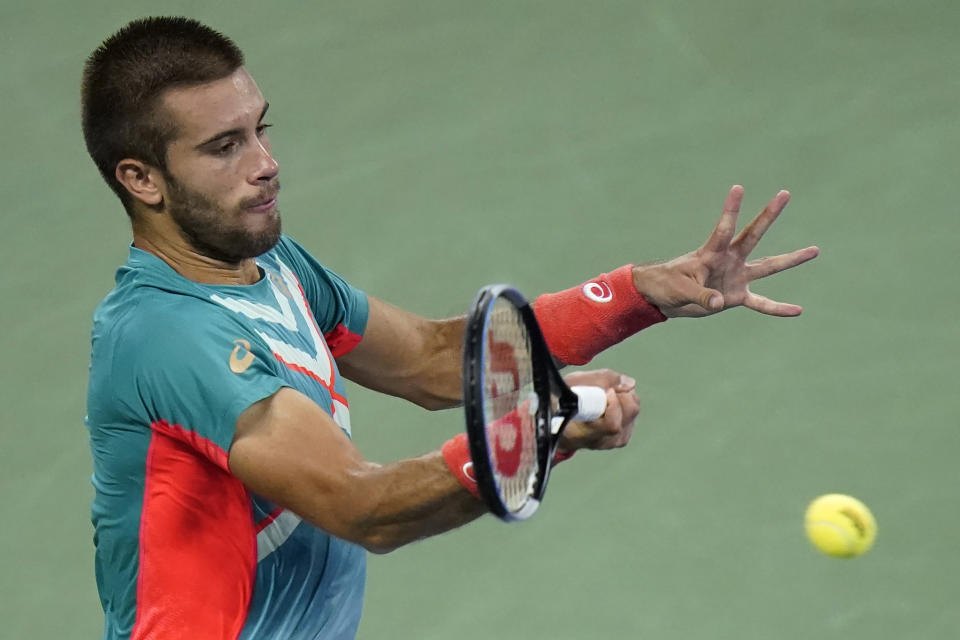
left=804, top=494, right=877, bottom=558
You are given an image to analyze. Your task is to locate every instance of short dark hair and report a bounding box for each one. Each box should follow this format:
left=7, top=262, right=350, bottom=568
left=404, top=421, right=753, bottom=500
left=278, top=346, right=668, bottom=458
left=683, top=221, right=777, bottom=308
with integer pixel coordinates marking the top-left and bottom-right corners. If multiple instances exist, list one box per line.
left=81, top=17, right=244, bottom=213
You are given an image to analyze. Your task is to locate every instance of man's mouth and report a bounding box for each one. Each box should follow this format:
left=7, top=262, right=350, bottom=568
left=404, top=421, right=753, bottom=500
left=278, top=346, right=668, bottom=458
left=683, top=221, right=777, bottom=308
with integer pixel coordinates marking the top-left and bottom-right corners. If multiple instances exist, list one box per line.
left=245, top=186, right=280, bottom=212
left=247, top=197, right=277, bottom=212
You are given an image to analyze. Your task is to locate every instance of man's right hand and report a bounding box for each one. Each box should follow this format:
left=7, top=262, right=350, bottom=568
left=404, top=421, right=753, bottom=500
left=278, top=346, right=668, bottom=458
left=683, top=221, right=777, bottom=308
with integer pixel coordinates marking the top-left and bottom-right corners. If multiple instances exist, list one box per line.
left=556, top=369, right=640, bottom=454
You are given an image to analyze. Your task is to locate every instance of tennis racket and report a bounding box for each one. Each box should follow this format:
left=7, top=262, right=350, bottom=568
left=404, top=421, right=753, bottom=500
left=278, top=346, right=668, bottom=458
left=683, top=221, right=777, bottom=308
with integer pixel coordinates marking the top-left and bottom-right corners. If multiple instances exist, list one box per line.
left=462, top=284, right=608, bottom=522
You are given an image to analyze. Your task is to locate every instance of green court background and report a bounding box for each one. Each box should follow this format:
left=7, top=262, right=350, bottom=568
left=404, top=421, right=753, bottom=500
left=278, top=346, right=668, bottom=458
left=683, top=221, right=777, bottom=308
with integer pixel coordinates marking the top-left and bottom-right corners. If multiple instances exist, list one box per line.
left=2, top=1, right=958, bottom=638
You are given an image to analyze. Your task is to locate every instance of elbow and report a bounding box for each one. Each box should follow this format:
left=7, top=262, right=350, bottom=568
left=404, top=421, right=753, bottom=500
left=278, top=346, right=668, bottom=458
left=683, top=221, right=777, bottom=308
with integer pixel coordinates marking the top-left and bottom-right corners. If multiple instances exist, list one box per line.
left=355, top=529, right=406, bottom=555
left=362, top=541, right=399, bottom=555
left=410, top=393, right=462, bottom=412
left=304, top=516, right=404, bottom=554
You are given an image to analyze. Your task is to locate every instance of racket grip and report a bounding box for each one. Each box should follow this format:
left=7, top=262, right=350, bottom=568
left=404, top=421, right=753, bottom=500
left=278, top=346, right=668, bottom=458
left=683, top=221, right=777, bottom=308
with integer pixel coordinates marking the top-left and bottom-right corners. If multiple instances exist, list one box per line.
left=570, top=386, right=607, bottom=422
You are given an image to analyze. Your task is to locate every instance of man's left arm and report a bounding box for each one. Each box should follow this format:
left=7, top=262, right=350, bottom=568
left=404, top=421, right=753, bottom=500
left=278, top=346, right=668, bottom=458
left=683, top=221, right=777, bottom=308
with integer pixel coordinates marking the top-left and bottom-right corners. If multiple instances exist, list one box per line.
left=530, top=185, right=819, bottom=365
left=337, top=185, right=819, bottom=407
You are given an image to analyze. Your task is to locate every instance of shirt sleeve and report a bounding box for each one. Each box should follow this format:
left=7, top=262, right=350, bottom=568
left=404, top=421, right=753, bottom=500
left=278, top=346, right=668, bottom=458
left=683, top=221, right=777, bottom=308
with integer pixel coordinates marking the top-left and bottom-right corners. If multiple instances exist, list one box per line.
left=110, top=302, right=286, bottom=469
left=274, top=236, right=370, bottom=357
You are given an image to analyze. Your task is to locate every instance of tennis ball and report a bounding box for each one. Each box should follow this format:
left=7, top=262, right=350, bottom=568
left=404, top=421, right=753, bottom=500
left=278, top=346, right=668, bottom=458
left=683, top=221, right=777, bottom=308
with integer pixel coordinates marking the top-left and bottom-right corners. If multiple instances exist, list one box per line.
left=804, top=494, right=877, bottom=558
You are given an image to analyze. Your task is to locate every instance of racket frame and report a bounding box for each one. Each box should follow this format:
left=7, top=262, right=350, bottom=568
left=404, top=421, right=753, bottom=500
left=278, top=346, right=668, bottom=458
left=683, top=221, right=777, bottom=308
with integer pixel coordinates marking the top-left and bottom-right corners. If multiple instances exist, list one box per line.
left=462, top=284, right=583, bottom=521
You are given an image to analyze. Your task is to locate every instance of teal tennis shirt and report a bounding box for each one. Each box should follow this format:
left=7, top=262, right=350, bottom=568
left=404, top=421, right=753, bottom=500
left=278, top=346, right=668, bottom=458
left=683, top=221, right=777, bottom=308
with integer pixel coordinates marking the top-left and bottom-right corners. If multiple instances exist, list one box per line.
left=87, top=236, right=369, bottom=639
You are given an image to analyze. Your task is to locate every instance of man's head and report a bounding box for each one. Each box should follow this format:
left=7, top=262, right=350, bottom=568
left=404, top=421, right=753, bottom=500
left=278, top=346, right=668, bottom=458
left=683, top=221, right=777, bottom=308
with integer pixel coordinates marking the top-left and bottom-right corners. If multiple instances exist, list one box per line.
left=82, top=17, right=281, bottom=262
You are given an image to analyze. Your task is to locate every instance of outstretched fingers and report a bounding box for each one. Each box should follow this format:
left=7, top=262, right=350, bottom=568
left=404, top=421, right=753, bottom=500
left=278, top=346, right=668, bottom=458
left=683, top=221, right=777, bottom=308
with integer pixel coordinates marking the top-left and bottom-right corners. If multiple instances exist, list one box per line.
left=746, top=246, right=820, bottom=281
left=743, top=291, right=803, bottom=317
left=732, top=190, right=791, bottom=257
left=702, top=185, right=744, bottom=253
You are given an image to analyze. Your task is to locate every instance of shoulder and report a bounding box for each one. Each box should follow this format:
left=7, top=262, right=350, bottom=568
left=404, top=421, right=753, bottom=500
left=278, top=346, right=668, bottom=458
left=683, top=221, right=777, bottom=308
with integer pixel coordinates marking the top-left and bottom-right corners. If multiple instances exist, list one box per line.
left=93, top=247, right=221, bottom=344
left=88, top=282, right=282, bottom=432
left=96, top=284, right=229, bottom=346
left=93, top=281, right=256, bottom=394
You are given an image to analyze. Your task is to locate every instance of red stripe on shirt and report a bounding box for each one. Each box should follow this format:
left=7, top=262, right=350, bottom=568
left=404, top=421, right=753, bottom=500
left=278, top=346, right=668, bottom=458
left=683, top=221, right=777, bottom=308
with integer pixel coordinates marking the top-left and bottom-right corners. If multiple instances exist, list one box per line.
left=269, top=353, right=349, bottom=407
left=150, top=419, right=229, bottom=471
left=272, top=353, right=332, bottom=389
left=274, top=269, right=355, bottom=417
left=255, top=507, right=285, bottom=534
left=329, top=388, right=349, bottom=408
left=131, top=429, right=256, bottom=640
left=323, top=322, right=363, bottom=358
left=280, top=269, right=363, bottom=400
left=290, top=274, right=341, bottom=376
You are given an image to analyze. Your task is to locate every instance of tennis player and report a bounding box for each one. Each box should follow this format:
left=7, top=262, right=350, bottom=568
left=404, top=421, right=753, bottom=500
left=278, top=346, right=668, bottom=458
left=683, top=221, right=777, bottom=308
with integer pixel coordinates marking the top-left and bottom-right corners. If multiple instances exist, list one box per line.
left=82, top=17, right=818, bottom=640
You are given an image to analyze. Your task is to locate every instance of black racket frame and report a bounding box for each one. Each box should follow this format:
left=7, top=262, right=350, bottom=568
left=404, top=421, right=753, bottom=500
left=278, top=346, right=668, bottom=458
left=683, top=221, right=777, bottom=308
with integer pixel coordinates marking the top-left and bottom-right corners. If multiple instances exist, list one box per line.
left=462, top=284, right=582, bottom=521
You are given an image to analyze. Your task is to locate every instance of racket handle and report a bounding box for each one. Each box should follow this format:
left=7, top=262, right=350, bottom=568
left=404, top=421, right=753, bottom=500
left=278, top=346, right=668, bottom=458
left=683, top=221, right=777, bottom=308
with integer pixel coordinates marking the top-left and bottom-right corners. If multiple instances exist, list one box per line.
left=570, top=386, right=608, bottom=422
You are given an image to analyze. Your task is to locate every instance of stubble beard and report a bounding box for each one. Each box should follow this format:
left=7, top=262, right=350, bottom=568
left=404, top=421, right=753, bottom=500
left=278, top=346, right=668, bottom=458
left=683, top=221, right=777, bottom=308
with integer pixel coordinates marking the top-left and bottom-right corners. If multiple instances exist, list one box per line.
left=165, top=175, right=282, bottom=263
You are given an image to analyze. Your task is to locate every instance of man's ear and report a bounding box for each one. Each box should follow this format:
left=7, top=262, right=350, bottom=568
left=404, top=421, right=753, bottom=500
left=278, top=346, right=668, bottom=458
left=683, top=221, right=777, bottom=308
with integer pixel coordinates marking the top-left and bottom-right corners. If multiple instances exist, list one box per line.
left=115, top=159, right=165, bottom=208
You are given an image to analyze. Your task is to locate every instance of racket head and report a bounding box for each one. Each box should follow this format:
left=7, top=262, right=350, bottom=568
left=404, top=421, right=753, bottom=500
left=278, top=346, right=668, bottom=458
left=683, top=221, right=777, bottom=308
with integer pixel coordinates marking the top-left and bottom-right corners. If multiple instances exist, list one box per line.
left=462, top=284, right=554, bottom=521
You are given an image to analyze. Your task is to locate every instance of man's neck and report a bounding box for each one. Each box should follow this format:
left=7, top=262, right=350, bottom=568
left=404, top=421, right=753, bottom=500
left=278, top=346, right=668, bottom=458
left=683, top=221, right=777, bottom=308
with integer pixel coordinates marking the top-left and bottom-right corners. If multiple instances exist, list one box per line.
left=132, top=230, right=262, bottom=286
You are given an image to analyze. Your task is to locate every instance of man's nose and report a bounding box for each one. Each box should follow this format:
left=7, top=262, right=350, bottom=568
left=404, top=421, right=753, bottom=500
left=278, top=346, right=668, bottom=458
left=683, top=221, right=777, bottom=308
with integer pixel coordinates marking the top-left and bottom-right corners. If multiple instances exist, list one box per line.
left=249, top=139, right=279, bottom=183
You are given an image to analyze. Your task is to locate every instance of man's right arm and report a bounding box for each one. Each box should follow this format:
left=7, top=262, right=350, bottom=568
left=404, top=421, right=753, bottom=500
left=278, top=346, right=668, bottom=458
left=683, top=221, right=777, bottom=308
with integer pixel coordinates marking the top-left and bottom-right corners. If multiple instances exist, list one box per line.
left=230, top=387, right=484, bottom=554
left=229, top=373, right=639, bottom=554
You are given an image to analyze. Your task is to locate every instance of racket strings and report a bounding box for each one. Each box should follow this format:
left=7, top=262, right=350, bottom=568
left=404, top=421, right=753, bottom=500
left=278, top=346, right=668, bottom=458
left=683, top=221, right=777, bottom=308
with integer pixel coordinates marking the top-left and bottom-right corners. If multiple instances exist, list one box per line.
left=483, top=299, right=539, bottom=512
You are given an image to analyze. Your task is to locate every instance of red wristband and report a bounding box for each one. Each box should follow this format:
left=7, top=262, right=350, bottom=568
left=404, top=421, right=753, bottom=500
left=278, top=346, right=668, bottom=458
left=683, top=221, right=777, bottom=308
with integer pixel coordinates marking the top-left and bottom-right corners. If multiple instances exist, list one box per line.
left=533, top=264, right=666, bottom=365
left=441, top=434, right=480, bottom=499
left=442, top=433, right=574, bottom=500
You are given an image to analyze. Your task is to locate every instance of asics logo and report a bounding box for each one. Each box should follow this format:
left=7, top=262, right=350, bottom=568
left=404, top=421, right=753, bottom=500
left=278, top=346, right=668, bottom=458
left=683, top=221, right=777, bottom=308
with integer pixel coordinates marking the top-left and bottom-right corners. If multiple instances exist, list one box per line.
left=229, top=339, right=255, bottom=374
left=582, top=281, right=613, bottom=303
left=462, top=462, right=477, bottom=484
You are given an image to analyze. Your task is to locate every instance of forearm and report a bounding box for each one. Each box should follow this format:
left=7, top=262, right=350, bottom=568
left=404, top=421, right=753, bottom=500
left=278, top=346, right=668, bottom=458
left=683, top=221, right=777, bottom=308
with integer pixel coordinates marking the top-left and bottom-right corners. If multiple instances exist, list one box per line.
left=241, top=449, right=485, bottom=554
left=327, top=452, right=486, bottom=554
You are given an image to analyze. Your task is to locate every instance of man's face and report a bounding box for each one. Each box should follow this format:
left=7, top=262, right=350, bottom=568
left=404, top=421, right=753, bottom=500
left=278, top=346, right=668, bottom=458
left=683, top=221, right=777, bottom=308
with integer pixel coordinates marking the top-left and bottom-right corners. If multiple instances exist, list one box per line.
left=158, top=67, right=281, bottom=263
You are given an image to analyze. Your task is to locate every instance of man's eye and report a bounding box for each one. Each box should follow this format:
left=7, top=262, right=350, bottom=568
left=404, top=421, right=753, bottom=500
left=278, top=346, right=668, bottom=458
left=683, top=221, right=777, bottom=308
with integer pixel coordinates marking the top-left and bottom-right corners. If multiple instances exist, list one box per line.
left=256, top=123, right=274, bottom=136
left=215, top=140, right=239, bottom=156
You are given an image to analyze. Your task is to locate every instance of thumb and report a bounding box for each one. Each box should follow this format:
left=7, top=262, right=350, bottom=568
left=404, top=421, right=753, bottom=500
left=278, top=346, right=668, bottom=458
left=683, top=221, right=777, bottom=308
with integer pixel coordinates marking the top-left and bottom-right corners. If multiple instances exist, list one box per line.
left=697, top=288, right=724, bottom=312
left=601, top=388, right=622, bottom=426
left=675, top=278, right=724, bottom=312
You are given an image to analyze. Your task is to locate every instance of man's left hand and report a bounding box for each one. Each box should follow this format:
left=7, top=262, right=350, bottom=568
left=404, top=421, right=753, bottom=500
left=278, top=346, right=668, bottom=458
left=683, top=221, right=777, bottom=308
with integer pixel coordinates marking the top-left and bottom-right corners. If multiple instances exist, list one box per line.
left=633, top=185, right=820, bottom=318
